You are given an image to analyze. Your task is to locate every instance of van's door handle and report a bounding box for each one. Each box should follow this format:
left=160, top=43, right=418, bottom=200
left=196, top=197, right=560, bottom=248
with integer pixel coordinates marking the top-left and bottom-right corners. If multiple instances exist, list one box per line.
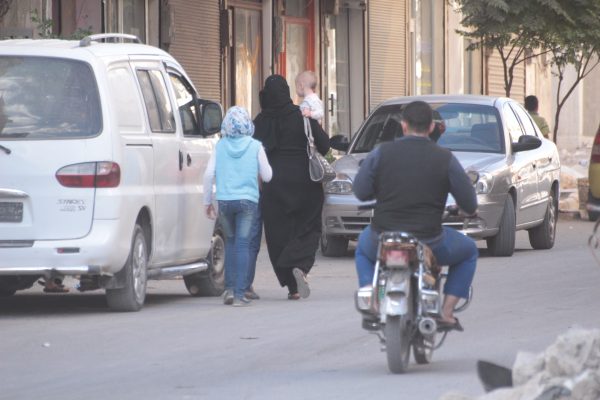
left=186, top=153, right=192, bottom=167
left=178, top=150, right=183, bottom=171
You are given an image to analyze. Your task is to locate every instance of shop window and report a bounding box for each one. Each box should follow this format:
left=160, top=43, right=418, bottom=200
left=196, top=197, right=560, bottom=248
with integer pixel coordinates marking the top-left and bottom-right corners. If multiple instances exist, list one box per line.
left=104, top=0, right=147, bottom=43
left=413, top=0, right=444, bottom=95
left=229, top=3, right=263, bottom=118
left=464, top=38, right=483, bottom=95
left=277, top=0, right=315, bottom=102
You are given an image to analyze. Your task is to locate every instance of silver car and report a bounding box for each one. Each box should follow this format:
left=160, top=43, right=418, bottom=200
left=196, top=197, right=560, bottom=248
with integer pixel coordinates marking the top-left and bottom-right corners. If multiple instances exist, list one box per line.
left=322, top=95, right=560, bottom=257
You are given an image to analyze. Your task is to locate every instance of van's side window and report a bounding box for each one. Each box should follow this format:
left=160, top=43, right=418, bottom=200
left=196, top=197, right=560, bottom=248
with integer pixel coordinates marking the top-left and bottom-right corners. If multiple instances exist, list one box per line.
left=108, top=66, right=144, bottom=134
left=169, top=73, right=200, bottom=136
left=136, top=69, right=176, bottom=133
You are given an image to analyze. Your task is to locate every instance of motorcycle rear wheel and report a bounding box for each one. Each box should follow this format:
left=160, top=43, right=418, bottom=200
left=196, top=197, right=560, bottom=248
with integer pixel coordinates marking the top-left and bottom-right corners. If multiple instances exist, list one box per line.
left=384, top=315, right=412, bottom=373
left=413, top=333, right=434, bottom=364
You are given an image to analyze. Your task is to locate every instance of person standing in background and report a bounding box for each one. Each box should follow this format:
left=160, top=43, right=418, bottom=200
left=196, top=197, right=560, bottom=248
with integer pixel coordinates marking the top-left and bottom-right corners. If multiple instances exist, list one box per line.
left=524, top=95, right=550, bottom=139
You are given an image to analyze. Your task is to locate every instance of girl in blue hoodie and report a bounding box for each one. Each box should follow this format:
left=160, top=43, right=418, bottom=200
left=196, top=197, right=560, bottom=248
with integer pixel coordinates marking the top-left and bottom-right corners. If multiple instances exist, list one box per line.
left=203, top=106, right=272, bottom=306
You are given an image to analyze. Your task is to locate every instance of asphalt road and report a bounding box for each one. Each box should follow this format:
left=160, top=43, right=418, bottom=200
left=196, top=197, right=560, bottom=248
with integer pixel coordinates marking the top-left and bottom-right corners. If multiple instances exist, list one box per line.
left=1, top=216, right=599, bottom=400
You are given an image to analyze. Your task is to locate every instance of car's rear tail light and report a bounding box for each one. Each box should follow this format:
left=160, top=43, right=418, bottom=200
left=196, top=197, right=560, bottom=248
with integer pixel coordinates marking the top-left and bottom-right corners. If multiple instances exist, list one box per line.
left=56, top=162, right=120, bottom=188
left=592, top=128, right=600, bottom=163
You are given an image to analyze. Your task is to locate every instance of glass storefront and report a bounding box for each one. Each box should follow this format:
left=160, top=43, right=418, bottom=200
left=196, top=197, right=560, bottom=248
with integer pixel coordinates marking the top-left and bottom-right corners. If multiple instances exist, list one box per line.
left=104, top=0, right=147, bottom=43
left=278, top=0, right=314, bottom=103
left=232, top=6, right=262, bottom=117
left=413, top=0, right=444, bottom=95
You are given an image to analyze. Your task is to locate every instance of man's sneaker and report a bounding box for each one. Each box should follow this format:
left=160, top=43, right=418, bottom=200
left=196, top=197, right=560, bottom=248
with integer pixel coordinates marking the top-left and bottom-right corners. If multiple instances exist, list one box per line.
left=233, top=297, right=252, bottom=307
left=223, top=289, right=234, bottom=305
left=293, top=268, right=310, bottom=299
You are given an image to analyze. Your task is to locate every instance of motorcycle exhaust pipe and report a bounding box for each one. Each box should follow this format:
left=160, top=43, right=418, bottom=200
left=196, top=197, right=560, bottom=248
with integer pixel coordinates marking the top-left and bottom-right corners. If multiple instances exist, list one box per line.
left=418, top=317, right=437, bottom=336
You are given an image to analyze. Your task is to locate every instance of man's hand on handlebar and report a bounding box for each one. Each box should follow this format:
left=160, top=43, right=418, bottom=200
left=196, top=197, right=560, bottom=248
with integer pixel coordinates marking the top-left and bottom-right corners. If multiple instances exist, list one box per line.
left=445, top=205, right=478, bottom=218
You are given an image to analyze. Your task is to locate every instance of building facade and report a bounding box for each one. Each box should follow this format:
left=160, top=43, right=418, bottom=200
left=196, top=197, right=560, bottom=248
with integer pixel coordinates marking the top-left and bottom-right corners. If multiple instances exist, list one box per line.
left=0, top=0, right=593, bottom=149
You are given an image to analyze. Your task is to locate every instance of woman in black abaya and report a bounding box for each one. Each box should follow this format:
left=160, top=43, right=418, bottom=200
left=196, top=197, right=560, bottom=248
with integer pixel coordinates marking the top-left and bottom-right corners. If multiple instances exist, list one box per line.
left=253, top=75, right=330, bottom=300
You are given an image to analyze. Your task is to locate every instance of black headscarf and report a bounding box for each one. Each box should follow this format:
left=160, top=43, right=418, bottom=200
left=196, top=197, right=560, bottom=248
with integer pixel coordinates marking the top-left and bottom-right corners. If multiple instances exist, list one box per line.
left=254, top=75, right=299, bottom=152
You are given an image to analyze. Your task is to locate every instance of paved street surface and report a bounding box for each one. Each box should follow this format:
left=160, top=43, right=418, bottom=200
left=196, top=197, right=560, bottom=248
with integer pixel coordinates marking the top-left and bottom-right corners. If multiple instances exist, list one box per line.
left=1, top=216, right=599, bottom=400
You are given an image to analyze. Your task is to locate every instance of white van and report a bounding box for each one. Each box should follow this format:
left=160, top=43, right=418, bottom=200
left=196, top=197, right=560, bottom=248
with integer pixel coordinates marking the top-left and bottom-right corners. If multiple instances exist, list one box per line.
left=0, top=34, right=224, bottom=311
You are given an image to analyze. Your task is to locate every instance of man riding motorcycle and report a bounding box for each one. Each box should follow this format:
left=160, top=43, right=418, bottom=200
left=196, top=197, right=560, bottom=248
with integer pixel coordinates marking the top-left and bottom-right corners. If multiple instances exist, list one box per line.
left=353, top=101, right=478, bottom=332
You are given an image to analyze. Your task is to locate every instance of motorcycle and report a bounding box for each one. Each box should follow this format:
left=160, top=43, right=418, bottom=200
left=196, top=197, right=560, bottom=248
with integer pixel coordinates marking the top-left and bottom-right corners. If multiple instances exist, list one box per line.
left=355, top=205, right=473, bottom=374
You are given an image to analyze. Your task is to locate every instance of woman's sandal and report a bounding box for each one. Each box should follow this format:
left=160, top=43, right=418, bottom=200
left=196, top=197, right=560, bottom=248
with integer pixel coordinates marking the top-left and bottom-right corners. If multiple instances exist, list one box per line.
left=288, top=292, right=301, bottom=300
left=292, top=268, right=310, bottom=299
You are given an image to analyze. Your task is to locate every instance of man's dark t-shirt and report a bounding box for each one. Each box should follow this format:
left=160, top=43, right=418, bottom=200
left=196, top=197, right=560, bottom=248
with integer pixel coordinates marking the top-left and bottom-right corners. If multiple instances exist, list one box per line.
left=353, top=136, right=477, bottom=240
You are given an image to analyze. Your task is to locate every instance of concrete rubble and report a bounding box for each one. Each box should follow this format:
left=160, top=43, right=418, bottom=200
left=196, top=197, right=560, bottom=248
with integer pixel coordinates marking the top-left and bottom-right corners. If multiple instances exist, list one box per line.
left=440, top=327, right=600, bottom=400
left=558, top=146, right=590, bottom=218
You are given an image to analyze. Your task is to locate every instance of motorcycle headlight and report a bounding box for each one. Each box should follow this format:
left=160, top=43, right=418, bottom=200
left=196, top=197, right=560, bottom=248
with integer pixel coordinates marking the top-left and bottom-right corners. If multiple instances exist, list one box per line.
left=475, top=172, right=493, bottom=194
left=324, top=173, right=353, bottom=194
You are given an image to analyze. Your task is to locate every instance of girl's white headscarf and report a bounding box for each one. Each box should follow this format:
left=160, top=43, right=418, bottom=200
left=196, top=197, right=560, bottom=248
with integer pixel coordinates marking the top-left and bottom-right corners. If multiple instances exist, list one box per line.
left=221, top=106, right=255, bottom=138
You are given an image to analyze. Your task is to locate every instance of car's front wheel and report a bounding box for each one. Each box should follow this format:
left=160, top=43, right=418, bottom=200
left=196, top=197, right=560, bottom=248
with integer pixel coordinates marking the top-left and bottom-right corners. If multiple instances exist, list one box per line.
left=320, top=234, right=349, bottom=257
left=106, top=224, right=148, bottom=312
left=528, top=190, right=557, bottom=249
left=486, top=196, right=516, bottom=257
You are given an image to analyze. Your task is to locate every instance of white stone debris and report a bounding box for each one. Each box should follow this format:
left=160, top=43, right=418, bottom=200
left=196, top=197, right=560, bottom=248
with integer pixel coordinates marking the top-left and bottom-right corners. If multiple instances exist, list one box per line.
left=440, top=327, right=600, bottom=400
left=558, top=145, right=591, bottom=216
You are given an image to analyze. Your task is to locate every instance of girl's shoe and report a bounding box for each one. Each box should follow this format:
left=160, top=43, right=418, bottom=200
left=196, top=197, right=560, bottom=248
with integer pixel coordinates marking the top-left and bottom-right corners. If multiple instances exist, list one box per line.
left=287, top=292, right=301, bottom=300
left=223, top=289, right=234, bottom=305
left=233, top=297, right=252, bottom=307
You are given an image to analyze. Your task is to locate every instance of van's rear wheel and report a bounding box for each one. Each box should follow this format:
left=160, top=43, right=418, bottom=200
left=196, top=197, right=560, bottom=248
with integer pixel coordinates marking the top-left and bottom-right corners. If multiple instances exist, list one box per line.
left=106, top=225, right=148, bottom=312
left=184, top=227, right=225, bottom=297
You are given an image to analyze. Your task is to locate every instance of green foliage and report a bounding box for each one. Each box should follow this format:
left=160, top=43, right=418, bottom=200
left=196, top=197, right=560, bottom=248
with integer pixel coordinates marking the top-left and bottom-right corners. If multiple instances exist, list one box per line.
left=455, top=0, right=574, bottom=96
left=456, top=0, right=600, bottom=142
left=30, top=9, right=93, bottom=40
left=30, top=9, right=53, bottom=38
left=544, top=0, right=600, bottom=141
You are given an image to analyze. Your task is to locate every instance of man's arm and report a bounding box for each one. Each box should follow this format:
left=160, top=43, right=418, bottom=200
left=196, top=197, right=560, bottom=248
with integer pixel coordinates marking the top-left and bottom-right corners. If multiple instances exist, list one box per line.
left=353, top=147, right=381, bottom=201
left=448, top=155, right=477, bottom=215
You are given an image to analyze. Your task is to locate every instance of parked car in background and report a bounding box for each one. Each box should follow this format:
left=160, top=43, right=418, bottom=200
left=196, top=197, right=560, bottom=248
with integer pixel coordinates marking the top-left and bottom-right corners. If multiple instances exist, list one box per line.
left=0, top=35, right=224, bottom=311
left=323, top=95, right=561, bottom=257
left=587, top=123, right=600, bottom=221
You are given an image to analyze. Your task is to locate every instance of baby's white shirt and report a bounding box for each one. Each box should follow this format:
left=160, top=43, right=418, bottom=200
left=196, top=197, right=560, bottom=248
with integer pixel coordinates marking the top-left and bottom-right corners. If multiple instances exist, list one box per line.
left=300, top=93, right=324, bottom=121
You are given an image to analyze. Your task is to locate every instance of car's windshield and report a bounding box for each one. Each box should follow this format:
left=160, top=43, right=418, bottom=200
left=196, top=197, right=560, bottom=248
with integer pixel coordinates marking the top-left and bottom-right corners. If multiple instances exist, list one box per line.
left=0, top=56, right=102, bottom=140
left=352, top=102, right=503, bottom=154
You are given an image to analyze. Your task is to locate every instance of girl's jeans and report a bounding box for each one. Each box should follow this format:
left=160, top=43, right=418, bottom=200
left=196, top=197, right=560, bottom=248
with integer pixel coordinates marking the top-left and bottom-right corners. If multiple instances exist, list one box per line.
left=218, top=199, right=259, bottom=299
left=355, top=225, right=477, bottom=298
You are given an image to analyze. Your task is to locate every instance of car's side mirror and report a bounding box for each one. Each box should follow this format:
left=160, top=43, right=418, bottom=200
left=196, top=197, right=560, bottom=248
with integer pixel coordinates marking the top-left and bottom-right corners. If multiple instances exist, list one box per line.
left=196, top=100, right=223, bottom=136
left=330, top=134, right=350, bottom=152
left=512, top=135, right=542, bottom=153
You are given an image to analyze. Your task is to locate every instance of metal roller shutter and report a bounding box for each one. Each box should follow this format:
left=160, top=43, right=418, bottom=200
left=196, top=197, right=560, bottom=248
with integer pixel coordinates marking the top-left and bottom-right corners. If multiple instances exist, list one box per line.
left=368, top=0, right=407, bottom=111
left=487, top=48, right=525, bottom=102
left=168, top=0, right=222, bottom=103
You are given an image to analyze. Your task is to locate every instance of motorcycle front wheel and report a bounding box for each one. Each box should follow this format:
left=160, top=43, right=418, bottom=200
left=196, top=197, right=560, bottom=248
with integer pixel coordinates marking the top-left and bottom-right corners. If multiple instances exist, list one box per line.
left=384, top=314, right=412, bottom=373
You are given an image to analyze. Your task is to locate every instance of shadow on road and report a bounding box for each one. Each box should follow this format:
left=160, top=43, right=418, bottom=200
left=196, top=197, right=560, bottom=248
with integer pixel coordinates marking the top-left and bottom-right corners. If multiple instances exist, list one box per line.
left=0, top=292, right=197, bottom=316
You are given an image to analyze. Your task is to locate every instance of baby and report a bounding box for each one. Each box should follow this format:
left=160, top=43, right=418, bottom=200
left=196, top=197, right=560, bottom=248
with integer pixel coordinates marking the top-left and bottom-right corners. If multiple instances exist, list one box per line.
left=295, top=70, right=324, bottom=123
